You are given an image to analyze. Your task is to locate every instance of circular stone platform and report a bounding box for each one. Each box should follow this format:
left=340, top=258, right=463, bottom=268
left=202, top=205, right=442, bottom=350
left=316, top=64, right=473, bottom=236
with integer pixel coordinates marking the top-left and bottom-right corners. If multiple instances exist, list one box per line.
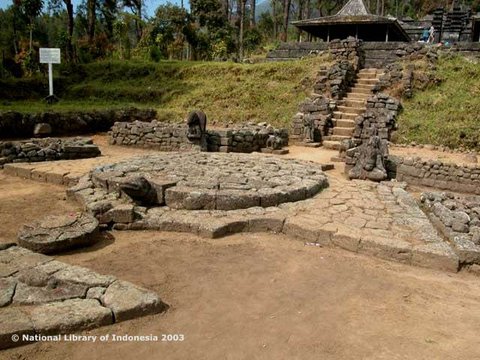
left=18, top=212, right=99, bottom=254
left=91, top=153, right=328, bottom=211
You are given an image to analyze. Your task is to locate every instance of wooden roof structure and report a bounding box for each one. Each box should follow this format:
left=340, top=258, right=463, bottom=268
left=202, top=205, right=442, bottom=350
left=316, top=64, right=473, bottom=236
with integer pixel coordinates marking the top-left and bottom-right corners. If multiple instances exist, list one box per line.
left=292, top=0, right=411, bottom=42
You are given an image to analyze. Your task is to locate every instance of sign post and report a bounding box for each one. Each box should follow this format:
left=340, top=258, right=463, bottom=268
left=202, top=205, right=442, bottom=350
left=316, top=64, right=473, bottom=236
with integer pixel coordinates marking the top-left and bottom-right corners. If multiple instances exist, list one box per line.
left=39, top=48, right=61, bottom=103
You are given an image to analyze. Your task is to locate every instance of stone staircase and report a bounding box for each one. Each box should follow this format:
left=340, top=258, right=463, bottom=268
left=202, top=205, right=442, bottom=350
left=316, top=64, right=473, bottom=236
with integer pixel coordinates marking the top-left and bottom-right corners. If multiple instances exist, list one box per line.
left=323, top=68, right=383, bottom=150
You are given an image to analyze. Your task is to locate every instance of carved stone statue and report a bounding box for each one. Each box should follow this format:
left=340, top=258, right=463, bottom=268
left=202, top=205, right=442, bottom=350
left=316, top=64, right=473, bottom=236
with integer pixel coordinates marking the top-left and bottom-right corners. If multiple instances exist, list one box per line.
left=348, top=134, right=388, bottom=181
left=186, top=110, right=207, bottom=140
left=118, top=176, right=158, bottom=205
left=303, top=117, right=315, bottom=143
left=266, top=135, right=283, bottom=150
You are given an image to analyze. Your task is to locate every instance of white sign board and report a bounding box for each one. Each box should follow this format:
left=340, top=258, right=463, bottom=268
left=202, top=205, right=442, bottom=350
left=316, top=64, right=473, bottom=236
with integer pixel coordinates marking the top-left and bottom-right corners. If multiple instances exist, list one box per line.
left=39, top=48, right=61, bottom=64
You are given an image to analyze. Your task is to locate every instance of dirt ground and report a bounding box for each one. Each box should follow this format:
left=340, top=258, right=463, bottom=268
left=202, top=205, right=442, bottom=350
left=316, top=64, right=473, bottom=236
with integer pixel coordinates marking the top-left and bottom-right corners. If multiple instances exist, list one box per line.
left=2, top=141, right=480, bottom=359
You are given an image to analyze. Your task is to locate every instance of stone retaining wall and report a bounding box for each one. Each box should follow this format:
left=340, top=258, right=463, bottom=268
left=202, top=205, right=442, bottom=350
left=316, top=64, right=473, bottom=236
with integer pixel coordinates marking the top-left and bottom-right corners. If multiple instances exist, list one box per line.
left=109, top=120, right=289, bottom=153
left=267, top=40, right=480, bottom=67
left=0, top=107, right=156, bottom=139
left=291, top=96, right=333, bottom=143
left=394, top=157, right=480, bottom=195
left=0, top=137, right=101, bottom=168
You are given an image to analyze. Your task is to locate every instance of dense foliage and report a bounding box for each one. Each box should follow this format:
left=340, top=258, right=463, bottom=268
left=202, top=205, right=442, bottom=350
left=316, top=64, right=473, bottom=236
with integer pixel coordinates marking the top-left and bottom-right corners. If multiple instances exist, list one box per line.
left=2, top=0, right=480, bottom=78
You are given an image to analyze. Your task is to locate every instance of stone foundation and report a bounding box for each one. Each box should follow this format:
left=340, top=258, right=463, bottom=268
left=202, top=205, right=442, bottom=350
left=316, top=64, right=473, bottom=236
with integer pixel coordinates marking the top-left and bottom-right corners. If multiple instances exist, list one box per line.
left=0, top=137, right=101, bottom=168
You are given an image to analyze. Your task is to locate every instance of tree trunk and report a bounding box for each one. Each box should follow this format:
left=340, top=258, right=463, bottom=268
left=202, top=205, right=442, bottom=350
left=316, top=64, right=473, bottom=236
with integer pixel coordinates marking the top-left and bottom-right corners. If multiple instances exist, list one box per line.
left=29, top=20, right=33, bottom=52
left=296, top=0, right=304, bottom=41
left=281, top=0, right=291, bottom=42
left=87, top=0, right=96, bottom=44
left=239, top=0, right=246, bottom=58
left=64, top=0, right=74, bottom=62
left=376, top=0, right=380, bottom=15
left=250, top=0, right=256, bottom=27
left=222, top=0, right=228, bottom=17
left=136, top=1, right=142, bottom=41
left=272, top=0, right=277, bottom=39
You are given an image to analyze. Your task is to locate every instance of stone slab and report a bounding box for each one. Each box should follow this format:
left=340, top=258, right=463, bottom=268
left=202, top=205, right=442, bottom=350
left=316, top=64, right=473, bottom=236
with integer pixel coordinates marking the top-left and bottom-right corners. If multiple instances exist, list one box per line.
left=31, top=298, right=113, bottom=335
left=0, top=307, right=35, bottom=350
left=101, top=280, right=168, bottom=322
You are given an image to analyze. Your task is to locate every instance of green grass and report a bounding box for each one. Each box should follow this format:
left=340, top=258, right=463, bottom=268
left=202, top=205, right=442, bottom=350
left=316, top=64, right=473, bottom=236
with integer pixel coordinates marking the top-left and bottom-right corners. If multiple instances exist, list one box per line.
left=397, top=56, right=480, bottom=150
left=0, top=56, right=331, bottom=127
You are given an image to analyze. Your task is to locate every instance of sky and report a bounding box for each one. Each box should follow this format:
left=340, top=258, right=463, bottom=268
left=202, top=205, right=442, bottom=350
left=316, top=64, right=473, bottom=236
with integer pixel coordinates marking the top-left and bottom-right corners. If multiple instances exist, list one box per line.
left=0, top=0, right=185, bottom=17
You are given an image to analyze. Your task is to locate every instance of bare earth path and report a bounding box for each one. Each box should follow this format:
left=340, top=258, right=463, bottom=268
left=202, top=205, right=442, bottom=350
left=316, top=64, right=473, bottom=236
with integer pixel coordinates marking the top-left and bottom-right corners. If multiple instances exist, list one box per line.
left=2, top=139, right=480, bottom=359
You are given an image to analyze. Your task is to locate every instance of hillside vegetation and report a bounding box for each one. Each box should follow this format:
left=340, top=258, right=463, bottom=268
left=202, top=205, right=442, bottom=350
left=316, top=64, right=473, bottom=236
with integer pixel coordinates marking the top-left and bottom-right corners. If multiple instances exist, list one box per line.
left=0, top=56, right=331, bottom=127
left=397, top=56, right=480, bottom=150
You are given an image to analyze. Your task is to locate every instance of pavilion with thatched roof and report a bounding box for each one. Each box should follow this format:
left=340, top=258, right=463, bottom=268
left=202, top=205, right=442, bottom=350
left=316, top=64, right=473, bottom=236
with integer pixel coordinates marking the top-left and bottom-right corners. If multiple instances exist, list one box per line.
left=292, top=0, right=411, bottom=42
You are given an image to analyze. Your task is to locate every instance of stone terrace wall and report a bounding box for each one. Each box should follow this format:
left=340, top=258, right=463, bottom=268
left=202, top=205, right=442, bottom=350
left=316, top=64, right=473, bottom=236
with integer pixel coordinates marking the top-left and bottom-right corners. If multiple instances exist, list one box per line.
left=0, top=137, right=100, bottom=168
left=266, top=42, right=328, bottom=61
left=109, top=120, right=289, bottom=153
left=395, top=157, right=480, bottom=195
left=291, top=96, right=333, bottom=143
left=0, top=107, right=156, bottom=139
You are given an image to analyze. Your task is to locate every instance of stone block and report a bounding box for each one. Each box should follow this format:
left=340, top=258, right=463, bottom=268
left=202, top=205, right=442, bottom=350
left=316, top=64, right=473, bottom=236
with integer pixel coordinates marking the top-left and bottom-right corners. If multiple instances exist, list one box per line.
left=30, top=299, right=113, bottom=335
left=101, top=280, right=168, bottom=322
left=165, top=187, right=216, bottom=210
left=0, top=308, right=35, bottom=349
left=411, top=243, right=459, bottom=272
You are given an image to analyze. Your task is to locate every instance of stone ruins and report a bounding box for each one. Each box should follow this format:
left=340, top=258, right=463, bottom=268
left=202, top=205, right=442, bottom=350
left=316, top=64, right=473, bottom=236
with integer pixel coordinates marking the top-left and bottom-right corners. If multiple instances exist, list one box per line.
left=3, top=18, right=480, bottom=350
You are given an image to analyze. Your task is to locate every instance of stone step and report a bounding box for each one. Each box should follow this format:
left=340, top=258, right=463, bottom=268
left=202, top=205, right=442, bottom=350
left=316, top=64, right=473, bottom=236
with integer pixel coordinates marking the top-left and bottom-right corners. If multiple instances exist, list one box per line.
left=346, top=94, right=370, bottom=101
left=325, top=134, right=351, bottom=142
left=333, top=119, right=355, bottom=127
left=337, top=106, right=365, bottom=115
left=332, top=111, right=358, bottom=120
left=355, top=78, right=378, bottom=85
left=351, top=83, right=375, bottom=90
left=356, top=73, right=379, bottom=80
left=349, top=88, right=373, bottom=95
left=339, top=99, right=366, bottom=107
left=322, top=140, right=342, bottom=150
left=333, top=127, right=354, bottom=136
left=358, top=69, right=378, bottom=73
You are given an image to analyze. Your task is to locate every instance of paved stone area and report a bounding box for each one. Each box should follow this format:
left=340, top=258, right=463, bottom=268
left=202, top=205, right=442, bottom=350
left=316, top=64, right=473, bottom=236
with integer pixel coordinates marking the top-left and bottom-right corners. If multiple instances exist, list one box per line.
left=0, top=245, right=167, bottom=350
left=18, top=213, right=99, bottom=254
left=110, top=177, right=458, bottom=272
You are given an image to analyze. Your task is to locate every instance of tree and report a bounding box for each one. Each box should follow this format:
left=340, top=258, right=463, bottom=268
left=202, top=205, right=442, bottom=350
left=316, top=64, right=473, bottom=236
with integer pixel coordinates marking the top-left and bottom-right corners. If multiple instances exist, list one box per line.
left=249, top=0, right=256, bottom=27
left=123, top=0, right=143, bottom=41
left=18, top=0, right=44, bottom=51
left=239, top=0, right=246, bottom=58
left=281, top=0, right=291, bottom=41
left=87, top=0, right=96, bottom=43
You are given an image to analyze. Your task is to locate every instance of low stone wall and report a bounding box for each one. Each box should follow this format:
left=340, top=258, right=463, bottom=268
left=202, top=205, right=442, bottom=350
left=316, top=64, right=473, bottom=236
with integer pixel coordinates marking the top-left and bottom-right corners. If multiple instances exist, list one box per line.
left=109, top=121, right=204, bottom=152
left=0, top=137, right=101, bottom=168
left=109, top=120, right=289, bottom=153
left=207, top=125, right=288, bottom=153
left=0, top=107, right=156, bottom=139
left=395, top=157, right=480, bottom=194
